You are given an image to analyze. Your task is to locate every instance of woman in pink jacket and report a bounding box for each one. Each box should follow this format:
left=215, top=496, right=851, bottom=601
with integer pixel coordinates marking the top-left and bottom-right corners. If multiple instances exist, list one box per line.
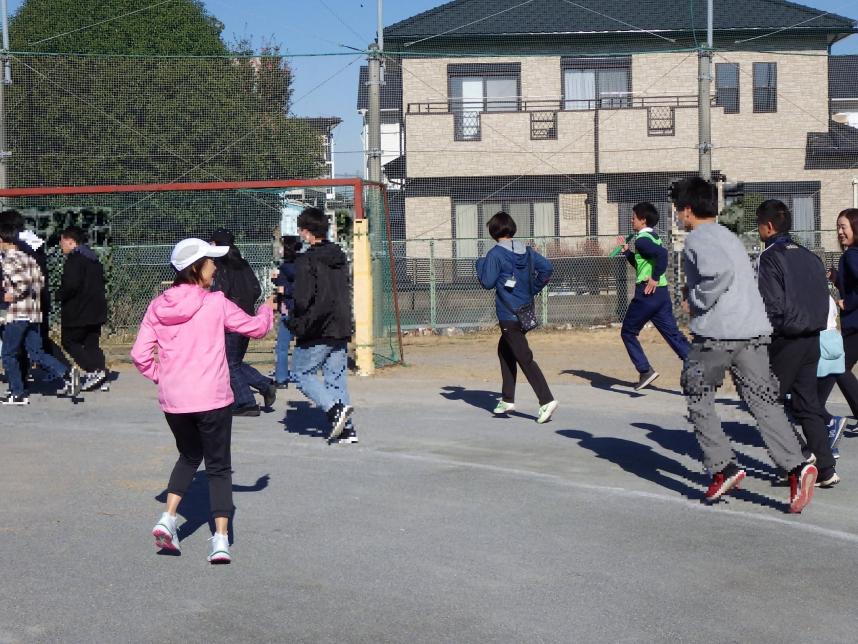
left=131, top=238, right=274, bottom=564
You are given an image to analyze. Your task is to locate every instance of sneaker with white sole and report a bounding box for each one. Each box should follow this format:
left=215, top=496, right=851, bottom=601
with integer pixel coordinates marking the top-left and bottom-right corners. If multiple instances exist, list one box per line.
left=208, top=533, right=231, bottom=564
left=815, top=471, right=841, bottom=488
left=788, top=462, right=818, bottom=513
left=634, top=369, right=660, bottom=391
left=60, top=367, right=81, bottom=397
left=1, top=394, right=29, bottom=405
left=493, top=400, right=515, bottom=415
left=331, top=425, right=359, bottom=445
left=536, top=400, right=558, bottom=424
left=828, top=416, right=847, bottom=451
left=81, top=370, right=108, bottom=392
left=326, top=402, right=353, bottom=441
left=704, top=464, right=746, bottom=502
left=152, top=512, right=180, bottom=553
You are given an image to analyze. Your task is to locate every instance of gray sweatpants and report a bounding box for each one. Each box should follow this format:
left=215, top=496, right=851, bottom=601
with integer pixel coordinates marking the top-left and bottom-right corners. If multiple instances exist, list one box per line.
left=681, top=336, right=804, bottom=474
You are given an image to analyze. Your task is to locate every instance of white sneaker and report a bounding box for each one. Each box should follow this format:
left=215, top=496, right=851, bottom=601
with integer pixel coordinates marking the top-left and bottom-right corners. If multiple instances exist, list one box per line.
left=152, top=512, right=180, bottom=553
left=81, top=370, right=107, bottom=392
left=536, top=400, right=558, bottom=424
left=208, top=533, right=231, bottom=564
left=1, top=394, right=29, bottom=405
left=61, top=367, right=81, bottom=397
left=493, top=400, right=515, bottom=414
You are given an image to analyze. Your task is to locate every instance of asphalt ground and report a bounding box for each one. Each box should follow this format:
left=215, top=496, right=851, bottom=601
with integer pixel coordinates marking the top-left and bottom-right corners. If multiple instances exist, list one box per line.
left=2, top=364, right=858, bottom=643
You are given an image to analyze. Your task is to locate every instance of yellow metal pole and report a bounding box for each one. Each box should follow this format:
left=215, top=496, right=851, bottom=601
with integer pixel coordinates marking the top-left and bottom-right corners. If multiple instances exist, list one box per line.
left=353, top=218, right=375, bottom=376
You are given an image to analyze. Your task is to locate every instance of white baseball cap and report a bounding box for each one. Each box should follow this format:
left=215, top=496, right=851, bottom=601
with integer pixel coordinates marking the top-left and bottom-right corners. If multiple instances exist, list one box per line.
left=170, top=237, right=229, bottom=271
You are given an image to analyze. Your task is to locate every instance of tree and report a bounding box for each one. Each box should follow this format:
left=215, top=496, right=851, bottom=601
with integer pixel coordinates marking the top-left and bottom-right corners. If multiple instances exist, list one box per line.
left=7, top=0, right=324, bottom=242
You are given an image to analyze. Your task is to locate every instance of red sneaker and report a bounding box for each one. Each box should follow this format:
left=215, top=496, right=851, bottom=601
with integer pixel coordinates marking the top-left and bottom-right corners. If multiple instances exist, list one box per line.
left=704, top=466, right=746, bottom=502
left=789, top=463, right=818, bottom=513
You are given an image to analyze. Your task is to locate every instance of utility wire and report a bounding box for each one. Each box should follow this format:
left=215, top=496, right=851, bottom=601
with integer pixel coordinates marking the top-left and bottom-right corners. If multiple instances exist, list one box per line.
left=559, top=0, right=677, bottom=43
left=405, top=0, right=537, bottom=48
left=734, top=1, right=854, bottom=44
left=318, top=0, right=371, bottom=46
left=29, top=0, right=177, bottom=45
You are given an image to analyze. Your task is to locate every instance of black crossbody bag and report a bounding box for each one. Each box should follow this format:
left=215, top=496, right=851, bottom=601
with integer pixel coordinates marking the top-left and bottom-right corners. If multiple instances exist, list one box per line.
left=498, top=247, right=539, bottom=333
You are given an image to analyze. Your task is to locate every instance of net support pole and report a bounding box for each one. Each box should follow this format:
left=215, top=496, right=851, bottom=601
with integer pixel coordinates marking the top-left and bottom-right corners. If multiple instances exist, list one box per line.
left=697, top=0, right=713, bottom=181
left=0, top=0, right=10, bottom=205
left=353, top=216, right=375, bottom=376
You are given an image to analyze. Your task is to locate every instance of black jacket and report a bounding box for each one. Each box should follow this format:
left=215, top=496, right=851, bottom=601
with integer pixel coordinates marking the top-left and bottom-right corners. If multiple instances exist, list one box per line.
left=55, top=245, right=107, bottom=327
left=289, top=241, right=351, bottom=346
left=212, top=249, right=262, bottom=316
left=757, top=234, right=828, bottom=338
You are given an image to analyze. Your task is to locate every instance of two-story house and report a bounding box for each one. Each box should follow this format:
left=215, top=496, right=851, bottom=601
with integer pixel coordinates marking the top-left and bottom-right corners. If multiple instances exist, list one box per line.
left=368, top=0, right=856, bottom=260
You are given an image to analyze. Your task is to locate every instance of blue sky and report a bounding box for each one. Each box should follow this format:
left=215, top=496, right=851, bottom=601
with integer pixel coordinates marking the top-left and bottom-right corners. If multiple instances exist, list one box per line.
left=6, top=0, right=858, bottom=177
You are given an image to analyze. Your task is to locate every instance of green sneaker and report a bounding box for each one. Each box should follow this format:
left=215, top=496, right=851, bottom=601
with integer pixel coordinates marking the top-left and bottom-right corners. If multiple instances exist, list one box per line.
left=493, top=400, right=515, bottom=415
left=536, top=400, right=558, bottom=424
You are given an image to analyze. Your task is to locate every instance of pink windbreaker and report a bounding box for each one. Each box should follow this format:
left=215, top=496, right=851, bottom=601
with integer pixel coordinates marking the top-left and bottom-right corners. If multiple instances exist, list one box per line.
left=130, top=283, right=273, bottom=414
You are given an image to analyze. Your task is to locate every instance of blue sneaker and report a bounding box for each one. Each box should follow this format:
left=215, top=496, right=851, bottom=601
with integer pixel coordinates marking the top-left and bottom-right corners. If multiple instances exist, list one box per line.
left=828, top=416, right=847, bottom=451
left=832, top=447, right=841, bottom=460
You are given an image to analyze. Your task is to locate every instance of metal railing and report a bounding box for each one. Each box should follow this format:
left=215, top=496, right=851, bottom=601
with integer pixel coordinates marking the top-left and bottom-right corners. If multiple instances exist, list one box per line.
left=407, top=95, right=703, bottom=115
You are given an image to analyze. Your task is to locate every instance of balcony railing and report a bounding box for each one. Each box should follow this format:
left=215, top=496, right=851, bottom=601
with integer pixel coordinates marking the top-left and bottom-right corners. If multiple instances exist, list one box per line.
left=410, top=95, right=703, bottom=141
left=407, top=95, right=702, bottom=115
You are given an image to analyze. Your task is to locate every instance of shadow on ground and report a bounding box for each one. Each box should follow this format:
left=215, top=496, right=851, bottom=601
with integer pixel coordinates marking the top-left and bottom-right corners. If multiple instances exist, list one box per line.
left=154, top=473, right=270, bottom=551
left=440, top=385, right=537, bottom=421
left=558, top=426, right=785, bottom=512
left=561, top=369, right=680, bottom=398
left=280, top=400, right=328, bottom=438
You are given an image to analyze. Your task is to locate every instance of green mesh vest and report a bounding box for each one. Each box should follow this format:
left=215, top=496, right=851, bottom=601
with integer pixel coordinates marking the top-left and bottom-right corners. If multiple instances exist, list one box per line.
left=634, top=230, right=668, bottom=286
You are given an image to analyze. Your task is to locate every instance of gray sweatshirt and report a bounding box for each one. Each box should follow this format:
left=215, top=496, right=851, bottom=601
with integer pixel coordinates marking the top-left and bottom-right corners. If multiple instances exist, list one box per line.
left=683, top=222, right=772, bottom=340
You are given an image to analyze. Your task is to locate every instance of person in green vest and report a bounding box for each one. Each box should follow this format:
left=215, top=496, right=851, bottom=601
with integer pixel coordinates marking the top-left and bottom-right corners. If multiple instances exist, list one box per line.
left=616, top=202, right=690, bottom=390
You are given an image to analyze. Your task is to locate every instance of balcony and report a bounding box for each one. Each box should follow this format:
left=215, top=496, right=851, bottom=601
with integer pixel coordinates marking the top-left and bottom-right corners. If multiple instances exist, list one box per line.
left=407, top=95, right=702, bottom=142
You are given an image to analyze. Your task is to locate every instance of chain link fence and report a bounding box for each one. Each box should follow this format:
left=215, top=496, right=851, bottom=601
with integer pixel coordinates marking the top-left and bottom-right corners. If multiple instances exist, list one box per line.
left=392, top=229, right=842, bottom=332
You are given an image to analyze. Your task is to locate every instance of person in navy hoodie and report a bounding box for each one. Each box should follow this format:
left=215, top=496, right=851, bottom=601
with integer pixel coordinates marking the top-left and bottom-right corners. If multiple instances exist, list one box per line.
left=476, top=211, right=558, bottom=424
left=271, top=235, right=301, bottom=388
left=818, top=207, right=858, bottom=441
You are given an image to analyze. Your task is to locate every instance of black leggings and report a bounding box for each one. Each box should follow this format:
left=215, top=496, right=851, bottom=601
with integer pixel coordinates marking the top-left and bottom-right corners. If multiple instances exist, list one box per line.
left=818, top=329, right=858, bottom=423
left=498, top=320, right=553, bottom=406
left=164, top=406, right=234, bottom=519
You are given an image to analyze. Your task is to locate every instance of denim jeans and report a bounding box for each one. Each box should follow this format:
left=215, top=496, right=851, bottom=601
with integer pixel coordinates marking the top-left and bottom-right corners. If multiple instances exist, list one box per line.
left=1, top=321, right=69, bottom=396
left=292, top=342, right=350, bottom=412
left=274, top=315, right=292, bottom=385
left=224, top=332, right=271, bottom=408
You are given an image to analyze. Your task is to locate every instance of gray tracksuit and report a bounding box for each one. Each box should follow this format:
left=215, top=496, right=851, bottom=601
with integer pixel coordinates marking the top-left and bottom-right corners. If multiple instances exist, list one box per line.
left=680, top=222, right=804, bottom=474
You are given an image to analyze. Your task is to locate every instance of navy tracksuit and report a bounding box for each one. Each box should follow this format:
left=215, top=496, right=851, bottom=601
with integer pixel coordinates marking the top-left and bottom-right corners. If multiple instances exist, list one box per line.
left=621, top=232, right=690, bottom=373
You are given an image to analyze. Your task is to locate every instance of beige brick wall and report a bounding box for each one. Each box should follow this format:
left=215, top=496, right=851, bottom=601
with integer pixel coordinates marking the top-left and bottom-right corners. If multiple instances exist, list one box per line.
left=632, top=52, right=699, bottom=96
left=712, top=51, right=828, bottom=179
left=596, top=183, right=619, bottom=236
left=600, top=107, right=699, bottom=173
left=404, top=197, right=452, bottom=258
left=405, top=110, right=595, bottom=177
left=559, top=194, right=588, bottom=237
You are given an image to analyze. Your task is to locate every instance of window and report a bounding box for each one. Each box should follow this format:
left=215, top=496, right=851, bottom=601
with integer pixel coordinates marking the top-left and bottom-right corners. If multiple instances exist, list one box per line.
left=715, top=63, right=740, bottom=114
left=530, top=111, right=557, bottom=140
left=562, top=57, right=631, bottom=110
left=753, top=62, right=777, bottom=113
left=448, top=64, right=520, bottom=141
left=647, top=106, right=675, bottom=136
left=454, top=201, right=557, bottom=258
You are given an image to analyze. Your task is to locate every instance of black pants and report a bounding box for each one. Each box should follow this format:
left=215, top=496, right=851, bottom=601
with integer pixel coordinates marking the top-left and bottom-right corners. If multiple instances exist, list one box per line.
left=818, top=328, right=858, bottom=423
left=164, top=406, right=234, bottom=519
left=498, top=320, right=553, bottom=406
left=769, top=335, right=835, bottom=473
left=61, top=324, right=105, bottom=373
